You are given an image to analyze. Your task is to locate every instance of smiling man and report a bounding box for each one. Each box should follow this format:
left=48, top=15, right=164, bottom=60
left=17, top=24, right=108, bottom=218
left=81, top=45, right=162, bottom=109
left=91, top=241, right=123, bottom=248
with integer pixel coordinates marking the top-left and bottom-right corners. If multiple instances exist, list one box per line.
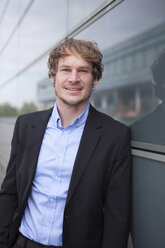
left=0, top=38, right=132, bottom=248
left=49, top=52, right=98, bottom=126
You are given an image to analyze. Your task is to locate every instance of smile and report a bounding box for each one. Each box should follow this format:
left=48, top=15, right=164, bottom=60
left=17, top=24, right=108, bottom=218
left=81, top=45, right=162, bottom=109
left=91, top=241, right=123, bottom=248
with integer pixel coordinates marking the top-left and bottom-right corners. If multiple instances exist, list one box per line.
left=66, top=88, right=81, bottom=91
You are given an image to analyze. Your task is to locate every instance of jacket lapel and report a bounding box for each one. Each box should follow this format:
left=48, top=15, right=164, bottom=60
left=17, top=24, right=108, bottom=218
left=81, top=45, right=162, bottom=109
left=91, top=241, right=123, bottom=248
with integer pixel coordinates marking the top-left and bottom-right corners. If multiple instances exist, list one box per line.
left=65, top=106, right=102, bottom=207
left=21, top=108, right=53, bottom=204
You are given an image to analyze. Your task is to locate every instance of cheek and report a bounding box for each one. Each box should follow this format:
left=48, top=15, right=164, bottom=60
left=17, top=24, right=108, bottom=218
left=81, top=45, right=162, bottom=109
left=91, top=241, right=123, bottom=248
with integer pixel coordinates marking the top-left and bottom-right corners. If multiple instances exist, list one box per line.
left=85, top=84, right=93, bottom=95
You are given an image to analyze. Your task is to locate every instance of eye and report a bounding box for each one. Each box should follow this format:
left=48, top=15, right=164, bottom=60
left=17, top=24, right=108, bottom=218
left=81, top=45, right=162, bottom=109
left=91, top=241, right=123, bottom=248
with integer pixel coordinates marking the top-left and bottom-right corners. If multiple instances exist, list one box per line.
left=62, top=68, right=70, bottom=72
left=79, top=69, right=88, bottom=73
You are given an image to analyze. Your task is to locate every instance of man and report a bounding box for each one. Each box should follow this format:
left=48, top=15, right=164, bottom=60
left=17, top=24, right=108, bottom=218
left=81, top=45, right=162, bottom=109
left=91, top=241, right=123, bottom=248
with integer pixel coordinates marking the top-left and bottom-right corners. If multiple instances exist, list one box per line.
left=131, top=49, right=165, bottom=144
left=0, top=38, right=131, bottom=248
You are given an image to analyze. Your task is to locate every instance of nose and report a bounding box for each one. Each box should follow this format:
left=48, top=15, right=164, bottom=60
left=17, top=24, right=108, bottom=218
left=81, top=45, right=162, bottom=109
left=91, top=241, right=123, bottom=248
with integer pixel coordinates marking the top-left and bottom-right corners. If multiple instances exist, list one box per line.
left=69, top=70, right=80, bottom=83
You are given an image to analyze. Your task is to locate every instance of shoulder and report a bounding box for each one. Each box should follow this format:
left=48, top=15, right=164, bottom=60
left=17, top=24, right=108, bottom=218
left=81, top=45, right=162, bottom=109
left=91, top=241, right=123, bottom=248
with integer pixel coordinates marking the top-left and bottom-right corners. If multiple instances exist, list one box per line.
left=91, top=105, right=128, bottom=128
left=89, top=105, right=130, bottom=138
left=89, top=106, right=131, bottom=157
left=15, top=108, right=53, bottom=127
left=18, top=108, right=52, bottom=120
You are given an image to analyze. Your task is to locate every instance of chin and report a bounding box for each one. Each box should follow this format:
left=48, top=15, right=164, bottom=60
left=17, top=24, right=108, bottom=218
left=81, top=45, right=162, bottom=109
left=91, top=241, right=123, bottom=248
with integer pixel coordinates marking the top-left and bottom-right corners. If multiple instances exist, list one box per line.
left=62, top=98, right=89, bottom=107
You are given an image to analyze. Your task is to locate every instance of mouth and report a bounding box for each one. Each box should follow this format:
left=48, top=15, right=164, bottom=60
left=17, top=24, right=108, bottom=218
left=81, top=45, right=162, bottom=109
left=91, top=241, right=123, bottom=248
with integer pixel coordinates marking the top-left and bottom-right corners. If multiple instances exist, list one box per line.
left=65, top=87, right=82, bottom=92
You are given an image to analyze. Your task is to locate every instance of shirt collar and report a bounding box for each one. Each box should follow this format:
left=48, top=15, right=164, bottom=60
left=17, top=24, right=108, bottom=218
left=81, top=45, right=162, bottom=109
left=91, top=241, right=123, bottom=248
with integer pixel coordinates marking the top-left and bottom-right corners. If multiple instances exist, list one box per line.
left=51, top=102, right=90, bottom=129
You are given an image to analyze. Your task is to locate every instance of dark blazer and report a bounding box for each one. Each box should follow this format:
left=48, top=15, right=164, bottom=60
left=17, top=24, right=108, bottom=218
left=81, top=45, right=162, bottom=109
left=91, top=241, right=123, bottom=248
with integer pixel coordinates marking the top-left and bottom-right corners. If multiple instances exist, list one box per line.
left=0, top=105, right=131, bottom=248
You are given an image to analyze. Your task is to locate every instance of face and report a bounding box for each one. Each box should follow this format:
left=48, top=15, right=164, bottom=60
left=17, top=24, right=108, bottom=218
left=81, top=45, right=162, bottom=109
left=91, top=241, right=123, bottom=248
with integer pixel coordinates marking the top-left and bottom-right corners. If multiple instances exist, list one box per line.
left=50, top=54, right=98, bottom=110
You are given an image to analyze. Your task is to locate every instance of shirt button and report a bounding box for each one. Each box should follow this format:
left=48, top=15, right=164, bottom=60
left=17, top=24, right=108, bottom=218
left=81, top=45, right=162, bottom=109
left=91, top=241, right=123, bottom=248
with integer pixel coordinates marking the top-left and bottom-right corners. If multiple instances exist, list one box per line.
left=58, top=153, right=62, bottom=157
left=46, top=222, right=50, bottom=226
left=64, top=131, right=68, bottom=134
left=55, top=176, right=59, bottom=180
left=50, top=198, right=54, bottom=202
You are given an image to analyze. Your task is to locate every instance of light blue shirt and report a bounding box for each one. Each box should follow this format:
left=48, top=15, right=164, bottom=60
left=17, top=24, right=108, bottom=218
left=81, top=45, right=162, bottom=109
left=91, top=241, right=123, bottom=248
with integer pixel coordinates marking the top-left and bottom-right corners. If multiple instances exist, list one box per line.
left=19, top=103, right=89, bottom=246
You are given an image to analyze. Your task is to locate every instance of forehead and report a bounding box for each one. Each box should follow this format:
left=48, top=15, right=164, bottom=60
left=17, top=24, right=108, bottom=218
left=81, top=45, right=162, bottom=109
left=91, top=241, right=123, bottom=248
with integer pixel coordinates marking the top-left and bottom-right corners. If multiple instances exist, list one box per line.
left=58, top=54, right=92, bottom=68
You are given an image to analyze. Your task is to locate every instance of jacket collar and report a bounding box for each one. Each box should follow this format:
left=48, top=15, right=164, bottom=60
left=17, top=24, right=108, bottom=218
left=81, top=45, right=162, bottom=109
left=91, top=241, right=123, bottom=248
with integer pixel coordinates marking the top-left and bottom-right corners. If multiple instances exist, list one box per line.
left=65, top=105, right=102, bottom=207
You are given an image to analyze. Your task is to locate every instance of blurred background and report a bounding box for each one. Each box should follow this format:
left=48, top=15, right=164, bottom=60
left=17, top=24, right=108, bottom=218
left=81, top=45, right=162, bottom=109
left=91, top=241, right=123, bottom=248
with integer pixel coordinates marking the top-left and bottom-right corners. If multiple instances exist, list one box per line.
left=0, top=0, right=165, bottom=247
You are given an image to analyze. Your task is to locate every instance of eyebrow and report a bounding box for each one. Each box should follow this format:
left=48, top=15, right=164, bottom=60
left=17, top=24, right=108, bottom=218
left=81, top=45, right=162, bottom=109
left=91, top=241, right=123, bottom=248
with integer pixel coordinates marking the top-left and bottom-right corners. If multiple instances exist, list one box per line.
left=59, top=65, right=70, bottom=68
left=78, top=66, right=91, bottom=70
left=59, top=65, right=91, bottom=70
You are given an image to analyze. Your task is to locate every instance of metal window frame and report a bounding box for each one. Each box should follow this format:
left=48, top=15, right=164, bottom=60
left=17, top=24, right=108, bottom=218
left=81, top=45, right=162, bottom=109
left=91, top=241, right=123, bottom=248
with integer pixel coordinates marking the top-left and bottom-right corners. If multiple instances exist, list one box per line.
left=66, top=0, right=123, bottom=38
left=131, top=140, right=165, bottom=163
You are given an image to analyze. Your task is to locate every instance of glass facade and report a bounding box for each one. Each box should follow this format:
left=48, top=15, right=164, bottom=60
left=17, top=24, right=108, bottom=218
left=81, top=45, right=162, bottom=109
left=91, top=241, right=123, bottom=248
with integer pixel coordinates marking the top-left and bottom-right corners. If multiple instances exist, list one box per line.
left=0, top=0, right=165, bottom=247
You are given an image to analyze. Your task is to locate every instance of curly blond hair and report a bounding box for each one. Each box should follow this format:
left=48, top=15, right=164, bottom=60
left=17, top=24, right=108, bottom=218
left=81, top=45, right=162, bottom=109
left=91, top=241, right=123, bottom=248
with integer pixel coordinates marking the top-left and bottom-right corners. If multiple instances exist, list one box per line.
left=48, top=38, right=103, bottom=80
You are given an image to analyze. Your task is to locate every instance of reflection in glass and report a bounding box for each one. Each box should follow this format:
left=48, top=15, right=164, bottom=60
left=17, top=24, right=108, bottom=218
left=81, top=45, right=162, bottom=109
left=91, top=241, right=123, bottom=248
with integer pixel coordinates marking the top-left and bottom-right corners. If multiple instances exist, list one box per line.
left=131, top=49, right=165, bottom=145
left=67, top=0, right=105, bottom=31
left=0, top=0, right=68, bottom=107
left=76, top=0, right=165, bottom=126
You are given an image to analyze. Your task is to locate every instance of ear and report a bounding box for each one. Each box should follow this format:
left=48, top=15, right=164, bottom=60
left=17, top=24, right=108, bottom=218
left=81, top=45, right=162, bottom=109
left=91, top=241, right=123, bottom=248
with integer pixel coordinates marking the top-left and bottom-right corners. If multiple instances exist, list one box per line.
left=92, top=79, right=98, bottom=86
left=50, top=76, right=55, bottom=87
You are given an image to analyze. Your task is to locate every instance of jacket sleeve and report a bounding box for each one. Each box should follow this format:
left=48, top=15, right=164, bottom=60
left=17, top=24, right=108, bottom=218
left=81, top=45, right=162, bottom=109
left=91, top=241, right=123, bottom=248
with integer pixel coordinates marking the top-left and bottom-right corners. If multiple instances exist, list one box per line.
left=102, top=127, right=132, bottom=248
left=0, top=117, right=20, bottom=247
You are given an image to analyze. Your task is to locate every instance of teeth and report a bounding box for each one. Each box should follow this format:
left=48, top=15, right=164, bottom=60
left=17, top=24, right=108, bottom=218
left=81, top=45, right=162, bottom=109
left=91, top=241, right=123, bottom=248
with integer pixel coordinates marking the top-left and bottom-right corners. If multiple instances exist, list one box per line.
left=68, top=88, right=80, bottom=91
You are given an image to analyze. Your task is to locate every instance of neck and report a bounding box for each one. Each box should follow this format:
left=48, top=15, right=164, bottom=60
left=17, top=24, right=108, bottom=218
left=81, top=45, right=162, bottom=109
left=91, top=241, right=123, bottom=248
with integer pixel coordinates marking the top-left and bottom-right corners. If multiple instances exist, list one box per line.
left=56, top=101, right=89, bottom=127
